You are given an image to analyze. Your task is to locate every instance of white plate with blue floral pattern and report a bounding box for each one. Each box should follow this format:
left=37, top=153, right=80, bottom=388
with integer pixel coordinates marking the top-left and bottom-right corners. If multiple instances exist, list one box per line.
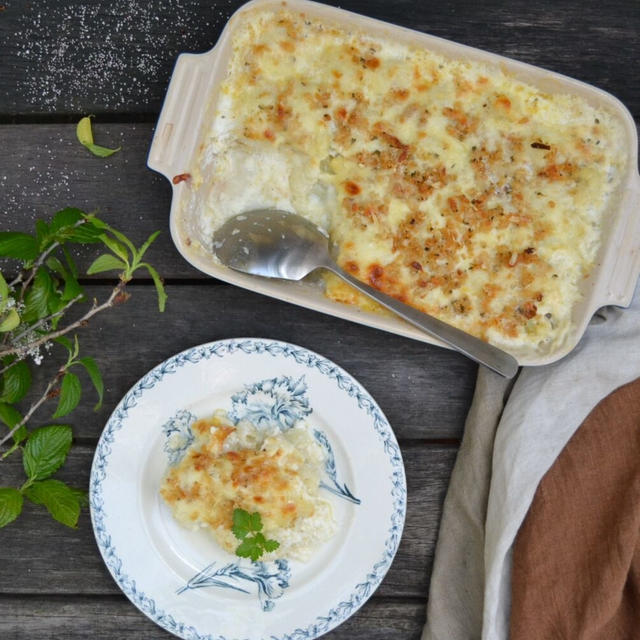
left=90, top=338, right=406, bottom=640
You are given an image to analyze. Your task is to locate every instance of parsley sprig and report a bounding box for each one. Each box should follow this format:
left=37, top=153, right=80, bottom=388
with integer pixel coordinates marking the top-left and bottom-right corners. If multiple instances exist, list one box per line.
left=232, top=508, right=280, bottom=562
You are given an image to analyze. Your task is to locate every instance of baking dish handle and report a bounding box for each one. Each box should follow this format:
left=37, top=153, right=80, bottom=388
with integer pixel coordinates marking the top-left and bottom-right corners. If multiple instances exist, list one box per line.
left=600, top=179, right=640, bottom=308
left=148, top=48, right=219, bottom=179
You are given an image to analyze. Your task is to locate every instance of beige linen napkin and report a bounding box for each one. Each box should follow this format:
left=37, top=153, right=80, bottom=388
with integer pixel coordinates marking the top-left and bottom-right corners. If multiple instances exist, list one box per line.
left=422, top=283, right=640, bottom=640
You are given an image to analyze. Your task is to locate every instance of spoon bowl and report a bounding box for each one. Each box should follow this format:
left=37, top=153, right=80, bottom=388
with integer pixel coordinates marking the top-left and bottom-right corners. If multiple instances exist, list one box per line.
left=212, top=209, right=519, bottom=378
left=212, top=209, right=329, bottom=280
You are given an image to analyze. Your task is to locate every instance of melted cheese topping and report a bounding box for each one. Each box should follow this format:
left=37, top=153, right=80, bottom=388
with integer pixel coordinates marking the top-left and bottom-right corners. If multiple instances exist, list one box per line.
left=160, top=412, right=336, bottom=562
left=188, top=7, right=626, bottom=354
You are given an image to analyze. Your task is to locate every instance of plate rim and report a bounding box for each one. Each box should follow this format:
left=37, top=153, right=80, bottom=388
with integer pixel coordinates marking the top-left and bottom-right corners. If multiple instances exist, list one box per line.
left=89, top=337, right=407, bottom=640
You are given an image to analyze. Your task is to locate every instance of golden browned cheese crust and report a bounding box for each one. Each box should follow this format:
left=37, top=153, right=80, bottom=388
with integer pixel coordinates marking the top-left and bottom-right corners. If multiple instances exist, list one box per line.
left=160, top=413, right=335, bottom=561
left=191, top=7, right=626, bottom=354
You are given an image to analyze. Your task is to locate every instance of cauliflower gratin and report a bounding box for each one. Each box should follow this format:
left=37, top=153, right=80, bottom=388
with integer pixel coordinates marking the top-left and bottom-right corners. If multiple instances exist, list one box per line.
left=184, top=6, right=626, bottom=354
left=160, top=411, right=336, bottom=562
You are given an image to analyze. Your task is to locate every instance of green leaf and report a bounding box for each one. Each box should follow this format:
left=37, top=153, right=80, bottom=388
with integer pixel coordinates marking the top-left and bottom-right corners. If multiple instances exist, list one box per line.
left=106, top=229, right=137, bottom=257
left=86, top=253, right=127, bottom=275
left=68, top=221, right=103, bottom=244
left=50, top=207, right=84, bottom=233
left=89, top=217, right=138, bottom=255
left=45, top=255, right=66, bottom=276
left=232, top=507, right=252, bottom=539
left=62, top=246, right=80, bottom=278
left=0, top=272, right=9, bottom=301
left=76, top=357, right=103, bottom=410
left=0, top=401, right=23, bottom=427
left=22, top=267, right=54, bottom=322
left=47, top=293, right=67, bottom=319
left=70, top=487, right=89, bottom=508
left=35, top=208, right=85, bottom=252
left=76, top=116, right=121, bottom=158
left=0, top=402, right=26, bottom=445
left=46, top=256, right=83, bottom=302
left=0, top=232, right=38, bottom=261
left=136, top=230, right=161, bottom=262
left=99, top=235, right=129, bottom=263
left=35, top=219, right=51, bottom=248
left=0, top=402, right=29, bottom=448
left=54, top=335, right=73, bottom=354
left=0, top=487, right=23, bottom=527
left=23, top=425, right=73, bottom=481
left=61, top=276, right=83, bottom=302
left=262, top=538, right=280, bottom=553
left=231, top=508, right=278, bottom=561
left=0, top=308, right=19, bottom=332
left=0, top=360, right=31, bottom=403
left=84, top=142, right=121, bottom=158
left=52, top=372, right=82, bottom=418
left=76, top=116, right=94, bottom=146
left=235, top=538, right=261, bottom=562
left=24, top=479, right=82, bottom=528
left=249, top=511, right=262, bottom=532
left=143, top=264, right=167, bottom=312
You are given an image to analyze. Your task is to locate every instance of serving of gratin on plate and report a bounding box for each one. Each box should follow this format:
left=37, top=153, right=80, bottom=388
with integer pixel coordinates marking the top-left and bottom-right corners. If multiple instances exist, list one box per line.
left=148, top=0, right=640, bottom=366
left=90, top=339, right=406, bottom=640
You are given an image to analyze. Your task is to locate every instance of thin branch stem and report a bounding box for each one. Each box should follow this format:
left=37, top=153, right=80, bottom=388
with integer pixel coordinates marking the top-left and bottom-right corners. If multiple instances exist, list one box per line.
left=18, top=241, right=61, bottom=303
left=0, top=358, right=21, bottom=377
left=0, top=372, right=61, bottom=448
left=8, top=273, right=23, bottom=288
left=10, top=294, right=83, bottom=344
left=0, top=281, right=127, bottom=360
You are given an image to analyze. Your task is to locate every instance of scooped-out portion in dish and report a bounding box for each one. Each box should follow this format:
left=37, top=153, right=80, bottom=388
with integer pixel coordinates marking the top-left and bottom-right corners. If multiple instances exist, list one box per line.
left=182, top=5, right=626, bottom=357
left=160, top=410, right=337, bottom=563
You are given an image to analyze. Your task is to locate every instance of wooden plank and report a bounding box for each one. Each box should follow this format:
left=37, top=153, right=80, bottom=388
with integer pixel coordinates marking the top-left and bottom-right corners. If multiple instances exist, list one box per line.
left=0, top=0, right=637, bottom=117
left=16, top=283, right=476, bottom=441
left=0, top=595, right=426, bottom=640
left=0, top=443, right=457, bottom=598
left=0, top=123, right=193, bottom=278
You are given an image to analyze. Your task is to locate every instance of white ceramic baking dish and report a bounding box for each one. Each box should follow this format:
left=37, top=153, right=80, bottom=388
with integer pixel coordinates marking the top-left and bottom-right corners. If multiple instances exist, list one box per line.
left=148, top=0, right=640, bottom=367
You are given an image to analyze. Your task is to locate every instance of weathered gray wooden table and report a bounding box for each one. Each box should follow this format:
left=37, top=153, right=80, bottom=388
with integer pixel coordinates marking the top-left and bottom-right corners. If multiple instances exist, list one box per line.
left=0, top=1, right=637, bottom=637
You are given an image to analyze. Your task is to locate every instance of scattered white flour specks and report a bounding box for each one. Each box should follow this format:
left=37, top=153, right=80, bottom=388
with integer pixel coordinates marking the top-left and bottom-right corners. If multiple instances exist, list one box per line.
left=15, top=0, right=237, bottom=110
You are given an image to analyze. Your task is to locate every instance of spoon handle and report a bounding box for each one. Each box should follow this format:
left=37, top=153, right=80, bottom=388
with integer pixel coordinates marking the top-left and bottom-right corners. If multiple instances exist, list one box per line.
left=323, top=260, right=519, bottom=378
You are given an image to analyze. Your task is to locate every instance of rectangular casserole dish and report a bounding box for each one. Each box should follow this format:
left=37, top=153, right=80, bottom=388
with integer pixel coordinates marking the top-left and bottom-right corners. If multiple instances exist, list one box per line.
left=148, top=0, right=640, bottom=367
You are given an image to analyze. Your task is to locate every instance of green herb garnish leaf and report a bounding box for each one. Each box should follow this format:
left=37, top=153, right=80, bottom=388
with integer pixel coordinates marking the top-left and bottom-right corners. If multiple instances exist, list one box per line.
left=232, top=508, right=280, bottom=562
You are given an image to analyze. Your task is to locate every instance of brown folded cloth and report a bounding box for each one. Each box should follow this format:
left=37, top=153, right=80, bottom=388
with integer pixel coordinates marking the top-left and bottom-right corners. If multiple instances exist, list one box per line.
left=510, top=376, right=640, bottom=640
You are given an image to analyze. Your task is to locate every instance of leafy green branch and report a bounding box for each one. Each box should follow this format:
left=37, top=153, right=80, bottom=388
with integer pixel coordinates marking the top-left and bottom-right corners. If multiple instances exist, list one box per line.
left=0, top=207, right=166, bottom=528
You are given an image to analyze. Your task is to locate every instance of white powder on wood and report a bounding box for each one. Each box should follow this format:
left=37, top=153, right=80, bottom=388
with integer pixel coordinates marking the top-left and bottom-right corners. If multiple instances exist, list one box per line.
left=15, top=0, right=236, bottom=110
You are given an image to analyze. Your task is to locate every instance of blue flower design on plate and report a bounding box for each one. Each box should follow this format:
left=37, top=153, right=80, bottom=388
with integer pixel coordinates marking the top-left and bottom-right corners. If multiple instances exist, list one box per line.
left=314, top=429, right=361, bottom=505
left=177, top=560, right=291, bottom=612
left=162, top=409, right=196, bottom=465
left=230, top=374, right=311, bottom=430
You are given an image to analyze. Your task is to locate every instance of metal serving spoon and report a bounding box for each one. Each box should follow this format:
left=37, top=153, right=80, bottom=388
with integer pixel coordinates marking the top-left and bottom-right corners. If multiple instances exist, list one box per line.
left=212, top=209, right=519, bottom=378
